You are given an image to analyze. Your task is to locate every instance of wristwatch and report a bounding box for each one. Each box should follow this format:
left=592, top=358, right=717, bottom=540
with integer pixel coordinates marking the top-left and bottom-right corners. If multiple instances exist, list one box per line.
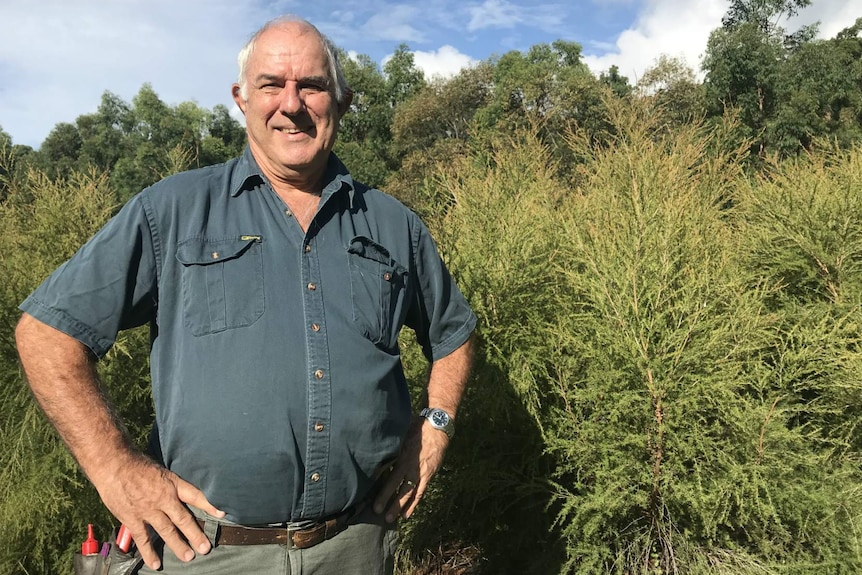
left=420, top=407, right=455, bottom=439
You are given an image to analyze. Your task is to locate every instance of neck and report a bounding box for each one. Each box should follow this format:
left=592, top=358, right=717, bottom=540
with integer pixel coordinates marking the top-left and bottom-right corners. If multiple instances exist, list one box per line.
left=248, top=144, right=331, bottom=197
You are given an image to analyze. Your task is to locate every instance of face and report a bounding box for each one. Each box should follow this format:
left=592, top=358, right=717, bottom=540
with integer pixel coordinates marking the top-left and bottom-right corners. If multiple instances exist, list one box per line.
left=232, top=23, right=345, bottom=187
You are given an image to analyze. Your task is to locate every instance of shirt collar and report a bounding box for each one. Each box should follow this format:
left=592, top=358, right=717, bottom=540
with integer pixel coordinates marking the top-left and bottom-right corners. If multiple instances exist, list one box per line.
left=231, top=147, right=356, bottom=207
left=230, top=147, right=265, bottom=197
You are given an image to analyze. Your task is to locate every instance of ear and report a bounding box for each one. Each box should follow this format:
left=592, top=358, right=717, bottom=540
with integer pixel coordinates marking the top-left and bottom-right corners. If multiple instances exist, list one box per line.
left=231, top=84, right=247, bottom=113
left=337, top=88, right=353, bottom=118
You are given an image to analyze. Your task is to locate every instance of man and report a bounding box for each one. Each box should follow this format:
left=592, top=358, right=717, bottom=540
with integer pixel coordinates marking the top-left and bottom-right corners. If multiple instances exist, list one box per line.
left=15, top=15, right=475, bottom=574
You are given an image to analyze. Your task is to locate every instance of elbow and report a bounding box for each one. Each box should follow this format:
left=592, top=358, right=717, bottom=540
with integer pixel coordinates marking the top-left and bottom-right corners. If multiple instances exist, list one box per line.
left=15, top=313, right=38, bottom=355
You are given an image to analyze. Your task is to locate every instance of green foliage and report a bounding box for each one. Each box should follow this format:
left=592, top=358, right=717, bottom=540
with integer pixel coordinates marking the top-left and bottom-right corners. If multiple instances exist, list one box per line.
left=704, top=3, right=862, bottom=160
left=721, top=0, right=812, bottom=32
left=391, top=63, right=494, bottom=159
left=397, top=127, right=566, bottom=575
left=337, top=52, right=397, bottom=188
left=703, top=21, right=784, bottom=157
left=383, top=45, right=427, bottom=107
left=393, top=97, right=862, bottom=574
left=35, top=85, right=246, bottom=202
left=637, top=56, right=707, bottom=129
left=0, top=166, right=153, bottom=574
left=737, top=143, right=862, bottom=459
left=600, top=65, right=633, bottom=98
left=542, top=99, right=862, bottom=573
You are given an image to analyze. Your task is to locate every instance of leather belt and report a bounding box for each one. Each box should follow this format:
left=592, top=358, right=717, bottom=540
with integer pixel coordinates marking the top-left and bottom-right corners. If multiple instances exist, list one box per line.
left=197, top=505, right=358, bottom=549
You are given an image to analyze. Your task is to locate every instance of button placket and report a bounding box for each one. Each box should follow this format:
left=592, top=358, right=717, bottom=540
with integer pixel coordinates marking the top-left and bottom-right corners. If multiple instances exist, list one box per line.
left=300, top=230, right=331, bottom=518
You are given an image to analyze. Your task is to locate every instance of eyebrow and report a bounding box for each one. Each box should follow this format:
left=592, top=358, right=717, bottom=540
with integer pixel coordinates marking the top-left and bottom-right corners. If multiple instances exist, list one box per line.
left=254, top=74, right=331, bottom=88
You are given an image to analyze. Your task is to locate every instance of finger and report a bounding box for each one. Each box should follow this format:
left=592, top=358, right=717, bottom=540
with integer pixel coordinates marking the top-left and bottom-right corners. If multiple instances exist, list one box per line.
left=373, top=471, right=404, bottom=514
left=385, top=480, right=417, bottom=523
left=168, top=501, right=212, bottom=556
left=402, top=480, right=428, bottom=519
left=149, top=511, right=196, bottom=564
left=174, top=477, right=223, bottom=555
left=130, top=523, right=163, bottom=571
left=176, top=477, right=225, bottom=518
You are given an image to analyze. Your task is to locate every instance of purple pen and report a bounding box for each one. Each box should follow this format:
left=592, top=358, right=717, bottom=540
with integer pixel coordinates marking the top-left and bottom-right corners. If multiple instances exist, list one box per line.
left=100, top=541, right=110, bottom=557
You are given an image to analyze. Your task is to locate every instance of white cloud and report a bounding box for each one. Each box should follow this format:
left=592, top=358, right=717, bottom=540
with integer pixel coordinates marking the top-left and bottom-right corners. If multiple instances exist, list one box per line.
left=0, top=0, right=260, bottom=148
left=582, top=0, right=862, bottom=84
left=362, top=5, right=426, bottom=43
left=786, top=0, right=861, bottom=39
left=467, top=0, right=524, bottom=31
left=465, top=0, right=565, bottom=34
left=412, top=46, right=478, bottom=80
left=582, top=0, right=730, bottom=81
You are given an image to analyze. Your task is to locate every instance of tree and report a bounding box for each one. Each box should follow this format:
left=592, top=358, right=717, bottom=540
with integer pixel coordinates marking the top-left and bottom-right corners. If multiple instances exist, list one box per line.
left=32, top=86, right=246, bottom=202
left=599, top=65, right=632, bottom=98
left=391, top=62, right=494, bottom=157
left=473, top=40, right=611, bottom=179
left=769, top=18, right=862, bottom=154
left=38, top=122, right=83, bottom=178
left=336, top=51, right=394, bottom=188
left=700, top=0, right=856, bottom=158
left=383, top=44, right=426, bottom=107
left=637, top=56, right=706, bottom=128
left=722, top=0, right=812, bottom=32
left=702, top=21, right=784, bottom=156
left=0, top=127, right=37, bottom=201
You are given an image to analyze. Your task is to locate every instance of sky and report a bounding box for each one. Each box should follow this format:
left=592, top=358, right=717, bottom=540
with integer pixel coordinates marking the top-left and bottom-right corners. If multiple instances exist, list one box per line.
left=0, top=0, right=858, bottom=149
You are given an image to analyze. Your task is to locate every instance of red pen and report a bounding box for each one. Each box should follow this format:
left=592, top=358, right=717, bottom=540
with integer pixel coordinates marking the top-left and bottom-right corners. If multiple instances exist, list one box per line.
left=116, top=524, right=133, bottom=553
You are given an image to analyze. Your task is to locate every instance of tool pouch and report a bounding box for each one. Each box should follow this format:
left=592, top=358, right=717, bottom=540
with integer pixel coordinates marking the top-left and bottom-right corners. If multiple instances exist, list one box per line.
left=73, top=528, right=144, bottom=575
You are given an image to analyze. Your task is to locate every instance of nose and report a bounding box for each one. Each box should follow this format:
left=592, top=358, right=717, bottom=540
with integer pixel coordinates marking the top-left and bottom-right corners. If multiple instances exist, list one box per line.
left=279, top=82, right=303, bottom=115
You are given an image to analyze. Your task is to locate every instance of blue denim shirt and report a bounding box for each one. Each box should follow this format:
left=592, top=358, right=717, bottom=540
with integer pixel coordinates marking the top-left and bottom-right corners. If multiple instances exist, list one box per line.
left=20, top=148, right=476, bottom=524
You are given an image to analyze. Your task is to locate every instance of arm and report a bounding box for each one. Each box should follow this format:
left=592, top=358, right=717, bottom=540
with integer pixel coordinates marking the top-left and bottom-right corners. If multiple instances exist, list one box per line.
left=374, top=332, right=475, bottom=522
left=15, top=313, right=223, bottom=570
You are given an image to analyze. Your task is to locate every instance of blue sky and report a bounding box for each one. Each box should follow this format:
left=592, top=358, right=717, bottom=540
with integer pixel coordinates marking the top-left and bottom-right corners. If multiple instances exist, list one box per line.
left=0, top=0, right=858, bottom=149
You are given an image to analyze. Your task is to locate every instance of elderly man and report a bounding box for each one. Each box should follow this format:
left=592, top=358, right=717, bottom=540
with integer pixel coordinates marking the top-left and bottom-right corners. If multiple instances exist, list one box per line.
left=15, top=15, right=475, bottom=574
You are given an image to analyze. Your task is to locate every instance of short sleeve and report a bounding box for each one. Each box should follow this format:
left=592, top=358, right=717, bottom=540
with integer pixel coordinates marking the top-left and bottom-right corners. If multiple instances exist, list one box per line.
left=19, top=194, right=159, bottom=358
left=405, top=216, right=476, bottom=362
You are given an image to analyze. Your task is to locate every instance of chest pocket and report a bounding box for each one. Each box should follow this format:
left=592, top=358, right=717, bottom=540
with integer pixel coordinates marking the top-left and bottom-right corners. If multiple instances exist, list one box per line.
left=347, top=236, right=408, bottom=350
left=176, top=236, right=264, bottom=336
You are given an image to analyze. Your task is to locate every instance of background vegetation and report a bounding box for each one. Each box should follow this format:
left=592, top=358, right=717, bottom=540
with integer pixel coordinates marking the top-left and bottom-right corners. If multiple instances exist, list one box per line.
left=2, top=1, right=862, bottom=573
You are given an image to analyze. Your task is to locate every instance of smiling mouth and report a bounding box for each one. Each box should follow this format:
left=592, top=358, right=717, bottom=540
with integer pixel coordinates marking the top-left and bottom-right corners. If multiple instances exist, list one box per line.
left=275, top=127, right=307, bottom=134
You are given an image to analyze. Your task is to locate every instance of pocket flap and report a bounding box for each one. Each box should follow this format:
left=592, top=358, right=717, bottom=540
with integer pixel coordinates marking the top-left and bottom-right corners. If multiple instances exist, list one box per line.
left=347, top=236, right=407, bottom=276
left=176, top=236, right=261, bottom=266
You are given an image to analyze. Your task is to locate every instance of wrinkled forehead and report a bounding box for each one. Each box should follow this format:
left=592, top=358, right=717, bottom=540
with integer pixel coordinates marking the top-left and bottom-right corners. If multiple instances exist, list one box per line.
left=248, top=24, right=330, bottom=77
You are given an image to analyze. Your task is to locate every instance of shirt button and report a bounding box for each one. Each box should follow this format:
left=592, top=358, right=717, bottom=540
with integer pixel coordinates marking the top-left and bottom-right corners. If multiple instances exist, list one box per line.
left=211, top=252, right=220, bottom=260
left=310, top=472, right=321, bottom=482
left=311, top=323, right=320, bottom=332
left=285, top=209, right=293, bottom=217
left=314, top=369, right=324, bottom=379
left=383, top=271, right=391, bottom=281
left=307, top=282, right=316, bottom=291
left=304, top=244, right=311, bottom=253
left=314, top=422, right=325, bottom=432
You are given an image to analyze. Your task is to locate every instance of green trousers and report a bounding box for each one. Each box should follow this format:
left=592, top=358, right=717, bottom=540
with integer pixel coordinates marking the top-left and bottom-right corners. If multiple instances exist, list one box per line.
left=139, top=506, right=397, bottom=575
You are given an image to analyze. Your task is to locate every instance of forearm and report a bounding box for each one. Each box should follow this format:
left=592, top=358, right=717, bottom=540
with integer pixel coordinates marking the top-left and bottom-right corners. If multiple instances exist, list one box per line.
left=425, top=333, right=475, bottom=418
left=15, top=313, right=139, bottom=483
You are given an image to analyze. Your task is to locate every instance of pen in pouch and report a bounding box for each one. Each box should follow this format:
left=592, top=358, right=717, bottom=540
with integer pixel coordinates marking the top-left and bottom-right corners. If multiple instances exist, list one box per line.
left=116, top=524, right=133, bottom=553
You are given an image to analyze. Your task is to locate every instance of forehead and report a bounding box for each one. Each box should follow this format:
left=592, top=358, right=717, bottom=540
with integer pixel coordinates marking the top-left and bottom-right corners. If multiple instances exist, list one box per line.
left=248, top=24, right=329, bottom=77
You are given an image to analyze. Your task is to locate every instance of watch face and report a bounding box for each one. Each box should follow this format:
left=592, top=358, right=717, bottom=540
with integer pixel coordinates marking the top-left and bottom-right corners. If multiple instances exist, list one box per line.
left=431, top=410, right=449, bottom=427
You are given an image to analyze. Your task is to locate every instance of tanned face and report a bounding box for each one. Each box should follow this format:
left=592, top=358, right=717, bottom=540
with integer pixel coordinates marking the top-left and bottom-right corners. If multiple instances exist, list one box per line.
left=232, top=22, right=345, bottom=189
